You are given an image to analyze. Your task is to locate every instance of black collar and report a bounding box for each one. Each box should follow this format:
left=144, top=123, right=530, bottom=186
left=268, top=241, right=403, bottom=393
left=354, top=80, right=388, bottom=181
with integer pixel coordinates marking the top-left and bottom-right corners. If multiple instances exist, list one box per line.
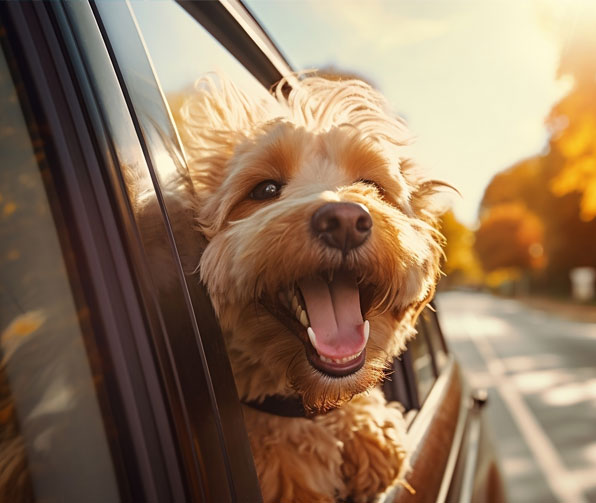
left=243, top=395, right=307, bottom=418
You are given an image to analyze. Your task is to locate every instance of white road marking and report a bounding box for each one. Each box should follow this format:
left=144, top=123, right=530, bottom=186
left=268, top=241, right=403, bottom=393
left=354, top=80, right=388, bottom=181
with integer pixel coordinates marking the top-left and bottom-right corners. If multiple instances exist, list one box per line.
left=466, top=316, right=589, bottom=503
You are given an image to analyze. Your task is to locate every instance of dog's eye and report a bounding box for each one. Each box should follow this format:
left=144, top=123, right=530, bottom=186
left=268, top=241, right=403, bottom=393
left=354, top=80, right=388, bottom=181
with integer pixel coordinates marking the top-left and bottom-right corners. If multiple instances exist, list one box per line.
left=359, top=179, right=384, bottom=193
left=250, top=180, right=283, bottom=200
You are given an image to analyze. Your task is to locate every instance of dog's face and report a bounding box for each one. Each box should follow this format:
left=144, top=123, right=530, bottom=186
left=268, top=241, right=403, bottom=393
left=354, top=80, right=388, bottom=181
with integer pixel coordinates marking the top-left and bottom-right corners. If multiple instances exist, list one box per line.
left=181, top=77, right=445, bottom=413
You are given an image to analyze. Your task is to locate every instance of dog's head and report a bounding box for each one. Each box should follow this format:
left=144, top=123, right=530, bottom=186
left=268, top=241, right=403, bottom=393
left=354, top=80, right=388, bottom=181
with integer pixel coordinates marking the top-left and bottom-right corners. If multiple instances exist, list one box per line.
left=179, top=76, right=446, bottom=414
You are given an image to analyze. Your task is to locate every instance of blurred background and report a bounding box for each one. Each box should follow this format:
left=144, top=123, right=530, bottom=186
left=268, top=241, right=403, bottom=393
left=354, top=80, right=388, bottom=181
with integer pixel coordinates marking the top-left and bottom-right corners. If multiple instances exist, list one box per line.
left=241, top=1, right=595, bottom=501
left=3, top=0, right=594, bottom=501
left=135, top=0, right=596, bottom=500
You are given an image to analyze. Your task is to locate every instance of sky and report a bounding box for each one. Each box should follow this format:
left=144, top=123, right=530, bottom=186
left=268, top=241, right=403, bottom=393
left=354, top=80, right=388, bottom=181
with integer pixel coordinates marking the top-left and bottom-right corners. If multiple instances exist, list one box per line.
left=245, top=0, right=589, bottom=226
left=134, top=0, right=594, bottom=226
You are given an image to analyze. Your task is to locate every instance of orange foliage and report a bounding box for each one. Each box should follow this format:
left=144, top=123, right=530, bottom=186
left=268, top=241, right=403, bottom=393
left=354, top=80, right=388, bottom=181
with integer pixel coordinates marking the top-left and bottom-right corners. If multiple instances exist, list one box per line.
left=439, top=211, right=482, bottom=286
left=546, top=20, right=596, bottom=222
left=477, top=22, right=596, bottom=289
left=549, top=110, right=596, bottom=221
left=474, top=203, right=545, bottom=273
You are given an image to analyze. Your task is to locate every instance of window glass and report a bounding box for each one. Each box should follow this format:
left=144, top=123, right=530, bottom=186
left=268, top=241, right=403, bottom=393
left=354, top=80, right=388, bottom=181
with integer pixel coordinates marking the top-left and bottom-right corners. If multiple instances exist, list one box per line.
left=409, top=324, right=436, bottom=405
left=0, top=44, right=119, bottom=502
left=129, top=0, right=276, bottom=278
left=94, top=4, right=264, bottom=499
left=421, top=308, right=449, bottom=371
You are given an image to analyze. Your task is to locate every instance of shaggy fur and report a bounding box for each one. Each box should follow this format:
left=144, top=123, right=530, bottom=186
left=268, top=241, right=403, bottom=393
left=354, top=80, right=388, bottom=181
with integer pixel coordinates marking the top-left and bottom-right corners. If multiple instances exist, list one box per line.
left=176, top=75, right=446, bottom=502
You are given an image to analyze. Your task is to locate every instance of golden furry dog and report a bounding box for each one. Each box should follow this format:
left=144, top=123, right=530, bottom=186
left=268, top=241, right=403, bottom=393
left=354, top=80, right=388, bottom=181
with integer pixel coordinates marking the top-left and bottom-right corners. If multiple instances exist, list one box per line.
left=176, top=75, right=446, bottom=502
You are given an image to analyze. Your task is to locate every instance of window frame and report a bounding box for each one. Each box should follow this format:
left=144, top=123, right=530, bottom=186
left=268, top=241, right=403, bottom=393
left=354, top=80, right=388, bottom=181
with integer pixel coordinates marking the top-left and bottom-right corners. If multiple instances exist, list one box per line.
left=88, top=1, right=266, bottom=500
left=408, top=317, right=439, bottom=405
left=175, top=0, right=294, bottom=89
left=0, top=1, right=272, bottom=501
left=0, top=3, right=178, bottom=501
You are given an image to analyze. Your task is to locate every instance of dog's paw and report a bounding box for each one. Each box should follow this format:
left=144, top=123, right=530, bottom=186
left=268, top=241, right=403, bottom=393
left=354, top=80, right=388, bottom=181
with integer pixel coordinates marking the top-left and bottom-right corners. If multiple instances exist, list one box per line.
left=328, top=388, right=410, bottom=501
left=341, top=419, right=408, bottom=501
left=244, top=406, right=346, bottom=503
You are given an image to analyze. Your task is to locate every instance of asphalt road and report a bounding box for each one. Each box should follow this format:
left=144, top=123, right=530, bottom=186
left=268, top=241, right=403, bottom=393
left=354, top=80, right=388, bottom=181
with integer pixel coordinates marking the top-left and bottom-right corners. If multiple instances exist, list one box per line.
left=436, top=291, right=596, bottom=503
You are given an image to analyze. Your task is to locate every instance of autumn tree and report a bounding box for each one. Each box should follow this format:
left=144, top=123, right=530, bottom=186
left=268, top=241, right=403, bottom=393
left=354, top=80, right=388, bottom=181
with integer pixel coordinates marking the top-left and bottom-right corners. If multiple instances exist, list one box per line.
left=439, top=211, right=482, bottom=287
left=478, top=15, right=596, bottom=292
left=547, top=19, right=596, bottom=222
left=474, top=203, right=545, bottom=273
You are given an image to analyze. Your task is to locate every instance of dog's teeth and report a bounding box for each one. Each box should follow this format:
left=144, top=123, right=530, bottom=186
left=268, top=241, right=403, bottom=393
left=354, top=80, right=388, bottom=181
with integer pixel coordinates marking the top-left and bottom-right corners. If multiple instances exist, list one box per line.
left=291, top=295, right=298, bottom=311
left=307, top=327, right=317, bottom=348
left=309, top=326, right=365, bottom=364
left=319, top=353, right=361, bottom=364
left=299, top=310, right=309, bottom=327
left=363, top=320, right=370, bottom=343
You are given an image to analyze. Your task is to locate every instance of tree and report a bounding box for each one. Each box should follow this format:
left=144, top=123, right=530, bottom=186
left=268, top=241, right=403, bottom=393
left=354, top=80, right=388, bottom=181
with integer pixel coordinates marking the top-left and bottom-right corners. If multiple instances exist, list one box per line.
left=543, top=10, right=596, bottom=222
left=477, top=18, right=596, bottom=292
left=474, top=203, right=545, bottom=273
left=439, top=211, right=482, bottom=286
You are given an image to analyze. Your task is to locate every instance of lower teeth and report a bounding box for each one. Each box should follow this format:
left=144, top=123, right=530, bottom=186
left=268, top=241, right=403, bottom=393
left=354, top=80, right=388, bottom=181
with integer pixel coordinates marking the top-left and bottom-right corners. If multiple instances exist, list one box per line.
left=319, top=351, right=362, bottom=364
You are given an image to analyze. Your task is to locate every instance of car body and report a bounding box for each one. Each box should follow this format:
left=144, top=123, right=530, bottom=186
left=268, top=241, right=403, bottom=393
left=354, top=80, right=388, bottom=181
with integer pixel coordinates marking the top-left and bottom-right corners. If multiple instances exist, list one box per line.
left=0, top=1, right=504, bottom=501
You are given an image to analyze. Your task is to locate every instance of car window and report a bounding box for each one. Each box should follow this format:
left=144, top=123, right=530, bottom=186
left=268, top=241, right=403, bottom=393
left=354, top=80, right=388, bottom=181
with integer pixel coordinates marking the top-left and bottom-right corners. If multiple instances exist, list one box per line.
left=88, top=2, right=263, bottom=499
left=409, top=322, right=437, bottom=406
left=420, top=307, right=449, bottom=372
left=0, top=42, right=119, bottom=503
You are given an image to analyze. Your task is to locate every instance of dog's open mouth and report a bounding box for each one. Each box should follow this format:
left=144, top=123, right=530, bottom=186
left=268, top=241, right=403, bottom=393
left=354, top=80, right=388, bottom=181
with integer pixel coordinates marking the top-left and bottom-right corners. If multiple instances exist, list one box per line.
left=268, top=270, right=371, bottom=377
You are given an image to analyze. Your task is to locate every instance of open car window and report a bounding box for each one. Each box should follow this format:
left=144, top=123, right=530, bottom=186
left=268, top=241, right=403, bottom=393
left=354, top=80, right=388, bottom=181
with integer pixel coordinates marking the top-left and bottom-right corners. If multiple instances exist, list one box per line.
left=88, top=1, right=264, bottom=500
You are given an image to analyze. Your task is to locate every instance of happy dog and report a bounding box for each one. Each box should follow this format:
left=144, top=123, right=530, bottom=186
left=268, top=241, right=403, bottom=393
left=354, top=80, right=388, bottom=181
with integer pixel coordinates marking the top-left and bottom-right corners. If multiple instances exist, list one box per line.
left=177, top=75, right=446, bottom=502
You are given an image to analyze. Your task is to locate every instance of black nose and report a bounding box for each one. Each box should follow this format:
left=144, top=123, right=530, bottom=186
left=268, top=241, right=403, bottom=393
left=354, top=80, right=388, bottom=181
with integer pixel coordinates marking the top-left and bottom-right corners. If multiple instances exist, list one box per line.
left=311, top=202, right=372, bottom=252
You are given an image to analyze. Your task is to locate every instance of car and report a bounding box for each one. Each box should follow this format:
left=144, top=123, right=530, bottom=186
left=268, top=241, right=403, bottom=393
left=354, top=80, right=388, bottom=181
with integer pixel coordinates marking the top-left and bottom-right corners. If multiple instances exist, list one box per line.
left=0, top=1, right=505, bottom=502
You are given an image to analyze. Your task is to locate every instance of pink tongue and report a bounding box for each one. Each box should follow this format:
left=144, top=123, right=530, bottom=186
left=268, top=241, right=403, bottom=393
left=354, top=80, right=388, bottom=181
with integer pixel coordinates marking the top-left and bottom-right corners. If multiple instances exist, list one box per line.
left=298, top=272, right=366, bottom=359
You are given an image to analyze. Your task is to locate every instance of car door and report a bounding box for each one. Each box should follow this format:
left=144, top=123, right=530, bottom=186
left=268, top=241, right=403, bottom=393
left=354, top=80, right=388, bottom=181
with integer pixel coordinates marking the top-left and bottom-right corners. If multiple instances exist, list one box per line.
left=0, top=1, right=273, bottom=501
left=382, top=307, right=504, bottom=503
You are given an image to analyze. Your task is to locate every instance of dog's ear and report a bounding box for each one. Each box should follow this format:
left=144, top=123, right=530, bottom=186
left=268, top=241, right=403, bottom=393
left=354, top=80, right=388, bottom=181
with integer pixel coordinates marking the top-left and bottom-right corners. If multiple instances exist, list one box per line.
left=173, top=76, right=270, bottom=197
left=389, top=158, right=452, bottom=327
left=400, top=158, right=455, bottom=223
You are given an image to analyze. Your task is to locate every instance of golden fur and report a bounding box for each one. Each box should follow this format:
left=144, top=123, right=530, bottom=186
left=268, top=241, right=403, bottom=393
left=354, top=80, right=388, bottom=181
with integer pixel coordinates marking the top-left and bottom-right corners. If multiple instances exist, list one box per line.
left=176, top=75, right=446, bottom=502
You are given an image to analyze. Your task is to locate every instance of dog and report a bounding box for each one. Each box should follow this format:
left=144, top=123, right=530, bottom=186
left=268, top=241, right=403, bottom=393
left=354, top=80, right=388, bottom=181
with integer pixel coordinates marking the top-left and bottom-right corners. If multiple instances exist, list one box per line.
left=176, top=75, right=446, bottom=502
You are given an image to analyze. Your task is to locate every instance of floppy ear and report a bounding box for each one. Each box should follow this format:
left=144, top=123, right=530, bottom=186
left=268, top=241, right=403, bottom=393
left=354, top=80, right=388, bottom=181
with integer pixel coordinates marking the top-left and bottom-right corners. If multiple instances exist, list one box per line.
left=400, top=158, right=455, bottom=223
left=173, top=76, right=269, bottom=197
left=387, top=158, right=452, bottom=327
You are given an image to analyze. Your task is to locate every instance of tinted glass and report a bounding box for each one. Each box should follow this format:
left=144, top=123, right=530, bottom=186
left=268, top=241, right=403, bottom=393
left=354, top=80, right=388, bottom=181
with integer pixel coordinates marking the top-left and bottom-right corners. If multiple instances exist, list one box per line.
left=420, top=307, right=449, bottom=371
left=92, top=2, right=263, bottom=499
left=0, top=43, right=119, bottom=502
left=409, top=325, right=436, bottom=405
